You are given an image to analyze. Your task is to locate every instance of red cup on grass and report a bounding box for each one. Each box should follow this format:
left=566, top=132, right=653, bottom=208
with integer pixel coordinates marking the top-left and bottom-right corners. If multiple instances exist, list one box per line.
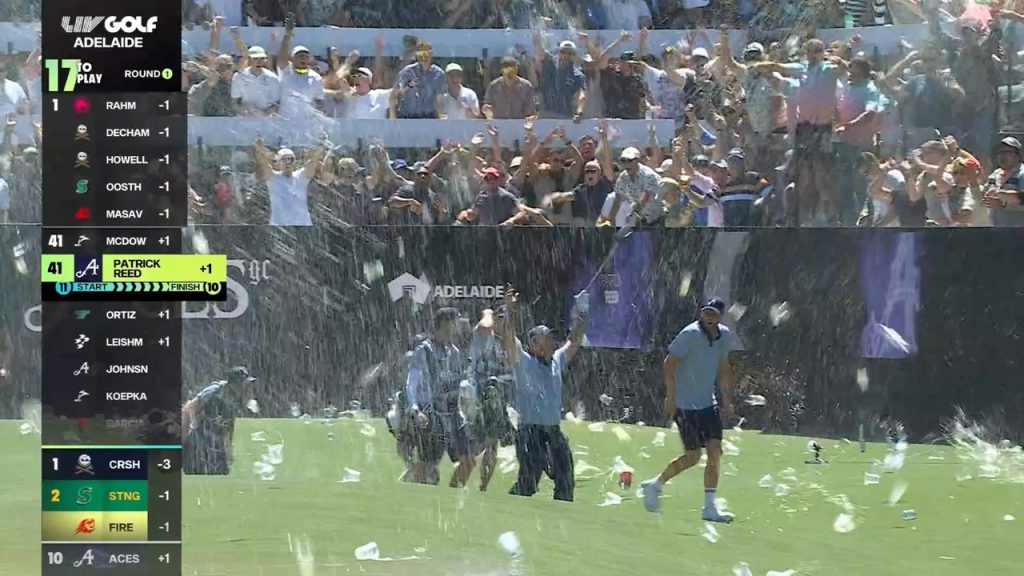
left=619, top=471, right=633, bottom=489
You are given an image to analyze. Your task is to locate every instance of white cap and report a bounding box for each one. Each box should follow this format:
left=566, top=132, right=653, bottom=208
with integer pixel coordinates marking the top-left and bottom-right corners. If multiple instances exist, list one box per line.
left=659, top=158, right=674, bottom=172
left=354, top=67, right=373, bottom=81
left=691, top=47, right=709, bottom=60
left=248, top=45, right=268, bottom=59
left=619, top=146, right=642, bottom=161
left=445, top=62, right=463, bottom=74
left=558, top=40, right=577, bottom=53
left=276, top=148, right=296, bottom=159
left=291, top=45, right=310, bottom=56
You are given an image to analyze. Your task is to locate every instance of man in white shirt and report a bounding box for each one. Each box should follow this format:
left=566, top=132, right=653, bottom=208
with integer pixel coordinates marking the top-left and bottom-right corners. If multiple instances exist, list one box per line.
left=343, top=68, right=392, bottom=120
left=601, top=0, right=653, bottom=30
left=438, top=63, right=480, bottom=120
left=613, top=146, right=662, bottom=223
left=277, top=25, right=325, bottom=118
left=231, top=45, right=281, bottom=116
left=253, top=137, right=325, bottom=226
left=0, top=58, right=30, bottom=117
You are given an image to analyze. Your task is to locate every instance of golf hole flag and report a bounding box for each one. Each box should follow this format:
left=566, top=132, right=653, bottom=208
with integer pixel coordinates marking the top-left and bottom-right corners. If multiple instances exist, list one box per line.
left=567, top=230, right=656, bottom=350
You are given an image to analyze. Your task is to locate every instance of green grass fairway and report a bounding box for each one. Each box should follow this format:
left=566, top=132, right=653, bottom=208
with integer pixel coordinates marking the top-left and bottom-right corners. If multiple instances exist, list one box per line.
left=3, top=419, right=1022, bottom=575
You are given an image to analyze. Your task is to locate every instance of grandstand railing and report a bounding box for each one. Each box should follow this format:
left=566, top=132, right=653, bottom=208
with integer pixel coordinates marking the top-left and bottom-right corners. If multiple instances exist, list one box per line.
left=0, top=23, right=931, bottom=57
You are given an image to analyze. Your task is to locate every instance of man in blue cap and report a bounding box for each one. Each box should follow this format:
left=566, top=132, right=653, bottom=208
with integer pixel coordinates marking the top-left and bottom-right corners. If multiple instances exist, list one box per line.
left=500, top=285, right=589, bottom=502
left=641, top=297, right=737, bottom=522
left=719, top=147, right=770, bottom=227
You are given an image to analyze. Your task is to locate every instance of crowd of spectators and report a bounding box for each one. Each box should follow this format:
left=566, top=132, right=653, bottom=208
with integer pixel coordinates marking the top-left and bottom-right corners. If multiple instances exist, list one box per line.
left=3, top=0, right=1024, bottom=227
left=181, top=0, right=896, bottom=30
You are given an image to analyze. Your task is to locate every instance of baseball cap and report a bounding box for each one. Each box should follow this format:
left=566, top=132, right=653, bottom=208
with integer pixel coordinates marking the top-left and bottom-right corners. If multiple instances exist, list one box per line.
left=691, top=154, right=711, bottom=167
left=620, top=146, right=642, bottom=161
left=219, top=165, right=232, bottom=174
left=390, top=159, right=408, bottom=171
left=701, top=298, right=726, bottom=315
left=353, top=67, right=373, bottom=81
left=435, top=307, right=462, bottom=325
left=658, top=158, right=674, bottom=173
left=744, top=42, right=765, bottom=55
left=292, top=45, right=310, bottom=56
left=412, top=161, right=430, bottom=174
left=482, top=166, right=502, bottom=179
left=659, top=177, right=680, bottom=190
left=509, top=156, right=523, bottom=169
left=276, top=147, right=296, bottom=159
left=559, top=40, right=577, bottom=53
left=445, top=62, right=463, bottom=74
left=726, top=147, right=746, bottom=163
left=213, top=54, right=234, bottom=68
left=999, top=136, right=1022, bottom=151
left=227, top=366, right=257, bottom=384
left=528, top=325, right=553, bottom=342
left=248, top=45, right=268, bottom=59
left=711, top=159, right=729, bottom=169
left=691, top=47, right=710, bottom=60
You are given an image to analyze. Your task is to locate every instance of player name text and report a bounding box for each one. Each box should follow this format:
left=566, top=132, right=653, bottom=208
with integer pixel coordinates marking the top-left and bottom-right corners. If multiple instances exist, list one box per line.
left=105, top=337, right=144, bottom=347
left=105, top=364, right=148, bottom=374
left=106, top=392, right=147, bottom=400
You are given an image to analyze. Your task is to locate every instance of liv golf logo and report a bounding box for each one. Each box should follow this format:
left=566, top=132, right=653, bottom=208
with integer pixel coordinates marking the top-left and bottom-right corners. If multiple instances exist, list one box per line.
left=387, top=273, right=504, bottom=304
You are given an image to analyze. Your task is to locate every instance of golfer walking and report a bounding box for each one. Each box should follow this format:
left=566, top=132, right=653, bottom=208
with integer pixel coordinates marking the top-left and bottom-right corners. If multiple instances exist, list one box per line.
left=641, top=298, right=737, bottom=522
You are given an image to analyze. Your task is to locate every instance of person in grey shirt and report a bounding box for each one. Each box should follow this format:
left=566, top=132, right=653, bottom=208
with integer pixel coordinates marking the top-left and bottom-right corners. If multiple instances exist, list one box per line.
left=404, top=307, right=474, bottom=486
left=467, top=305, right=515, bottom=491
left=982, top=137, right=1024, bottom=227
left=500, top=285, right=589, bottom=502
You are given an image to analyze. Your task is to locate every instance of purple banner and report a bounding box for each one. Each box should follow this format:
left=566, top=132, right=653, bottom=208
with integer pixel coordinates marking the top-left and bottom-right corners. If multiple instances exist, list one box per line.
left=860, top=232, right=921, bottom=359
left=567, top=231, right=656, bottom=350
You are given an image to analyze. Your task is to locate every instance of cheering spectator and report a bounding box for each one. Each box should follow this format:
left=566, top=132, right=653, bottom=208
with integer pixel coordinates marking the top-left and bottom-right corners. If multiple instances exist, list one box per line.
left=531, top=35, right=587, bottom=122
left=439, top=63, right=481, bottom=119
left=614, top=146, right=661, bottom=224
left=253, top=136, right=326, bottom=226
left=465, top=167, right=520, bottom=225
left=229, top=38, right=281, bottom=116
left=389, top=163, right=449, bottom=224
left=276, top=16, right=326, bottom=118
left=483, top=57, right=536, bottom=120
left=395, top=41, right=446, bottom=119
left=983, top=137, right=1024, bottom=227
left=341, top=68, right=394, bottom=119
left=188, top=54, right=238, bottom=116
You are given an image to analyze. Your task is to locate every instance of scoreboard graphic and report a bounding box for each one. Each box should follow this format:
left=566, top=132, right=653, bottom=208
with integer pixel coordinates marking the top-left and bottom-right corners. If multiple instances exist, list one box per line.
left=41, top=1, right=195, bottom=574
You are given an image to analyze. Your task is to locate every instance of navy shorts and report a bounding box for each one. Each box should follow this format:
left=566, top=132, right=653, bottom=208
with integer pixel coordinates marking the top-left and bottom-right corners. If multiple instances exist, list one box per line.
left=674, top=407, right=723, bottom=451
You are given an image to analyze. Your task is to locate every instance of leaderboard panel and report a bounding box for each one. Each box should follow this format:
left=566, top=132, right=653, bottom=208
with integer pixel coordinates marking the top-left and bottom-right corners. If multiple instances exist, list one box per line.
left=40, top=2, right=188, bottom=575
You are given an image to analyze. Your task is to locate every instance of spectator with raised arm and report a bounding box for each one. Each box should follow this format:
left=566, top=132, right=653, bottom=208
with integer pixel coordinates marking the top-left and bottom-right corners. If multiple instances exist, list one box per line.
left=394, top=41, right=446, bottom=119
left=531, top=34, right=587, bottom=122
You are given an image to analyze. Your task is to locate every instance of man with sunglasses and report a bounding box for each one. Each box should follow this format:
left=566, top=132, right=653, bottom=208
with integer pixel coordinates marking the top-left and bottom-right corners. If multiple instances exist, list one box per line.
left=276, top=16, right=325, bottom=118
left=388, top=163, right=448, bottom=224
left=483, top=57, right=536, bottom=120
left=394, top=41, right=446, bottom=119
left=613, top=146, right=661, bottom=224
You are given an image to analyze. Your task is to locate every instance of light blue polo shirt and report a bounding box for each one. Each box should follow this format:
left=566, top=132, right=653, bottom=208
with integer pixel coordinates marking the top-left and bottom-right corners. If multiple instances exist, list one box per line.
left=512, top=340, right=567, bottom=426
left=667, top=321, right=736, bottom=410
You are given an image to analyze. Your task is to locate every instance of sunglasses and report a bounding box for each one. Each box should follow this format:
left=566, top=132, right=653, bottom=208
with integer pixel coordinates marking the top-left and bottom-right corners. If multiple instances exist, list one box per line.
left=623, top=158, right=639, bottom=163
left=501, top=65, right=517, bottom=71
left=584, top=168, right=600, bottom=174
left=416, top=50, right=432, bottom=59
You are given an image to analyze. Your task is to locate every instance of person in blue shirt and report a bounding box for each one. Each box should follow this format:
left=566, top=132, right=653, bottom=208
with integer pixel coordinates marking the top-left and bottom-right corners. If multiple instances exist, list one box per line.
left=500, top=285, right=589, bottom=502
left=393, top=41, right=446, bottom=119
left=404, top=307, right=473, bottom=486
left=641, top=298, right=737, bottom=522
